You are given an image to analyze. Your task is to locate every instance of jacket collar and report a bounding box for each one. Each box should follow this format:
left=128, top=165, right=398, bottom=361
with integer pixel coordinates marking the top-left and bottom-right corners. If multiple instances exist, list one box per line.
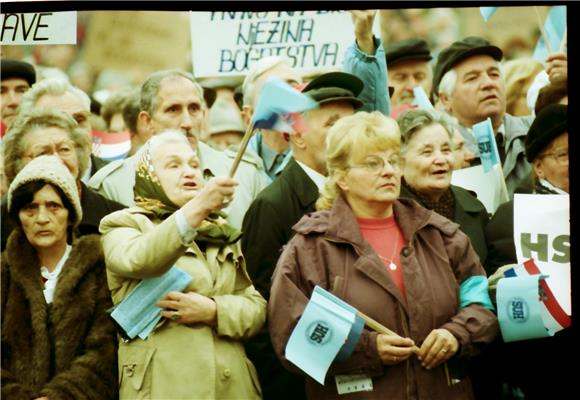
left=281, top=158, right=319, bottom=209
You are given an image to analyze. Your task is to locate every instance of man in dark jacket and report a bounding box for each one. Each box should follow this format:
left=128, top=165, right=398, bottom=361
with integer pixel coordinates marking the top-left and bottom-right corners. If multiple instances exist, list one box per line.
left=241, top=71, right=363, bottom=400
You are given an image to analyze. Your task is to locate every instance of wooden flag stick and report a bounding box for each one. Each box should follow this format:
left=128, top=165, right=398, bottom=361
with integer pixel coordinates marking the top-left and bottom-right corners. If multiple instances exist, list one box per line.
left=228, top=121, right=255, bottom=178
left=534, top=6, right=554, bottom=54
left=559, top=27, right=567, bottom=52
left=357, top=310, right=420, bottom=354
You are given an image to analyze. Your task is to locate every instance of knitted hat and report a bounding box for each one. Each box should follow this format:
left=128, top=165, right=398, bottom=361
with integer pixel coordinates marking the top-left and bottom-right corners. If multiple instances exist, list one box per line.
left=1, top=59, right=36, bottom=86
left=7, top=155, right=82, bottom=227
left=525, top=104, right=567, bottom=162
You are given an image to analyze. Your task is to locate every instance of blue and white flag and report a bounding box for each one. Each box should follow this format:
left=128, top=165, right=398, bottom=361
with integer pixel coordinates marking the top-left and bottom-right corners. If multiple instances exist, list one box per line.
left=110, top=266, right=192, bottom=340
left=285, top=286, right=364, bottom=384
left=411, top=86, right=434, bottom=111
left=472, top=118, right=500, bottom=173
left=480, top=7, right=498, bottom=22
left=533, top=6, right=567, bottom=61
left=251, top=78, right=318, bottom=132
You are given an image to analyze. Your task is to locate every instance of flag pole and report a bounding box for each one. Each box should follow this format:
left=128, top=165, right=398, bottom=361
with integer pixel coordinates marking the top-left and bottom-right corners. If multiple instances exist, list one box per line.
left=228, top=121, right=255, bottom=178
left=534, top=6, right=554, bottom=54
left=357, top=310, right=420, bottom=353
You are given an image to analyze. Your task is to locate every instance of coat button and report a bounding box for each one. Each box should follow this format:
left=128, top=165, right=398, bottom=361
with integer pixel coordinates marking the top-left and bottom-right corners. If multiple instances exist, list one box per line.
left=401, top=247, right=411, bottom=257
left=223, top=368, right=231, bottom=378
left=125, top=364, right=136, bottom=377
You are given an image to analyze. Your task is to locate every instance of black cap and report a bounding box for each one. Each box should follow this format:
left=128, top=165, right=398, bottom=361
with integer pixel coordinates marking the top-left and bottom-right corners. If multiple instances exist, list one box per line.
left=525, top=104, right=567, bottom=162
left=432, top=36, right=503, bottom=98
left=386, top=38, right=432, bottom=67
left=1, top=59, right=36, bottom=86
left=302, top=71, right=363, bottom=109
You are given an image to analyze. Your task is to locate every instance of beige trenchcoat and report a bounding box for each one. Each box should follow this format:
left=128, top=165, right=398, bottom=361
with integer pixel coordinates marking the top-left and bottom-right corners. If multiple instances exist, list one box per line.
left=100, top=208, right=266, bottom=399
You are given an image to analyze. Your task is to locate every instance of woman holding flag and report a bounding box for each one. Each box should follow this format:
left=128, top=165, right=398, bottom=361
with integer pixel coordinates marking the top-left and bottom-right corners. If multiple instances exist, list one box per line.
left=268, top=111, right=498, bottom=399
left=100, top=130, right=266, bottom=399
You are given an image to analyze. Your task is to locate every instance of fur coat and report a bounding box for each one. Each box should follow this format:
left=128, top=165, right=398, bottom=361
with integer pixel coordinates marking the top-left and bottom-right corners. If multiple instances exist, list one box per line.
left=1, top=230, right=118, bottom=400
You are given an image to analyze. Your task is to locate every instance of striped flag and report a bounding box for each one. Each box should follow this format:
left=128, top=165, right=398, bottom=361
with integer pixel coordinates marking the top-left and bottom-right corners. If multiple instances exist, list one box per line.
left=92, top=130, right=131, bottom=161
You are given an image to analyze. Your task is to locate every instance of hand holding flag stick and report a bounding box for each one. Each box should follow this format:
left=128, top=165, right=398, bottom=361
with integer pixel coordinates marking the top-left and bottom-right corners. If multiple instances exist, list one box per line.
left=228, top=78, right=318, bottom=178
left=357, top=309, right=420, bottom=353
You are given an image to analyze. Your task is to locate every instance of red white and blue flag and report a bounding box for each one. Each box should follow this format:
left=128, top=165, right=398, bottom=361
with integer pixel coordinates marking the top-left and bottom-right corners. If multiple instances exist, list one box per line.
left=92, top=130, right=131, bottom=161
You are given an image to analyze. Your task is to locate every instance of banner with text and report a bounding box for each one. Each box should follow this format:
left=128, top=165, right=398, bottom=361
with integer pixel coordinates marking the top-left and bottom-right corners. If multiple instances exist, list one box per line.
left=190, top=11, right=356, bottom=77
left=513, top=194, right=570, bottom=314
left=1, top=11, right=77, bottom=45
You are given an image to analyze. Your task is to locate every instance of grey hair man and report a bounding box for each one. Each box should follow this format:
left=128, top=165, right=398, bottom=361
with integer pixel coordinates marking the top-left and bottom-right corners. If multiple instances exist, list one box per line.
left=88, top=69, right=267, bottom=229
left=17, top=78, right=109, bottom=181
left=432, top=37, right=533, bottom=197
left=241, top=56, right=302, bottom=182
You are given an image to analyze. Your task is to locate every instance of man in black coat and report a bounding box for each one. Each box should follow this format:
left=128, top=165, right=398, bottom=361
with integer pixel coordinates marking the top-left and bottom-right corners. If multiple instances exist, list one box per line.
left=241, top=71, right=363, bottom=400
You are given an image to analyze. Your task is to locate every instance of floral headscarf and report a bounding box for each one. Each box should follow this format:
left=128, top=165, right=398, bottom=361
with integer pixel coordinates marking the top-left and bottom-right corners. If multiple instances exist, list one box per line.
left=134, top=141, right=242, bottom=245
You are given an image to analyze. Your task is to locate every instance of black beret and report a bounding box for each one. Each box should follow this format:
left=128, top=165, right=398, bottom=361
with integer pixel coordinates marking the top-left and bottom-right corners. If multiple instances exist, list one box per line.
left=386, top=38, right=432, bottom=67
left=432, top=36, right=503, bottom=99
left=302, top=71, right=363, bottom=109
left=1, top=59, right=36, bottom=86
left=525, top=104, right=567, bottom=162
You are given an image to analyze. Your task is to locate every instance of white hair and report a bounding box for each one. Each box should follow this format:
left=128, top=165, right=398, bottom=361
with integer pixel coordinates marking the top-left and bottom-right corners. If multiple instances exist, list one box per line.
left=437, top=60, right=505, bottom=100
left=19, top=78, right=91, bottom=113
left=146, top=129, right=191, bottom=155
left=242, top=56, right=295, bottom=107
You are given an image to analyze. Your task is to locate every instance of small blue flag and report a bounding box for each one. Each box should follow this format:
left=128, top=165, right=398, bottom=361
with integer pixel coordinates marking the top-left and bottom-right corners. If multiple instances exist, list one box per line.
left=533, top=6, right=566, bottom=61
left=411, top=86, right=434, bottom=111
left=472, top=118, right=500, bottom=173
left=480, top=7, right=498, bottom=22
left=285, top=286, right=364, bottom=384
left=251, top=78, right=318, bottom=132
left=110, top=266, right=192, bottom=340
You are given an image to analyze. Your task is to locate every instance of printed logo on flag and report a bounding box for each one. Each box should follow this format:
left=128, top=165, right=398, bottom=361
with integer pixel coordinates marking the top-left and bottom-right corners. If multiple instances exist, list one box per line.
left=506, top=297, right=529, bottom=323
left=307, top=321, right=332, bottom=345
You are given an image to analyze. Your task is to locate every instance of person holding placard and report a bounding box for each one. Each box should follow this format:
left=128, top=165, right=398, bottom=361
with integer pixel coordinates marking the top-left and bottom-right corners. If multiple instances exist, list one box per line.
left=480, top=103, right=571, bottom=400
left=268, top=111, right=498, bottom=399
left=397, top=108, right=489, bottom=265
left=100, top=131, right=266, bottom=399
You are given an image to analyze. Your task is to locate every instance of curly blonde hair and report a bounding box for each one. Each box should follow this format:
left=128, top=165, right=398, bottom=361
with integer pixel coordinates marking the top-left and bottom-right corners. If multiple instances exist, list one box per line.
left=316, top=111, right=400, bottom=210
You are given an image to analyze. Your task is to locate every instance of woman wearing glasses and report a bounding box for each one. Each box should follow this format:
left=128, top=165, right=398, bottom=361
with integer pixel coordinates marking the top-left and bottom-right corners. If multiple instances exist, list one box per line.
left=268, top=112, right=498, bottom=399
left=396, top=109, right=490, bottom=266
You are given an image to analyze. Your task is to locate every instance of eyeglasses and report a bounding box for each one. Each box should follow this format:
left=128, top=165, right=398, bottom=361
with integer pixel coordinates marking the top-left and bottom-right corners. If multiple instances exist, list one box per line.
left=541, top=149, right=568, bottom=164
left=348, top=155, right=401, bottom=175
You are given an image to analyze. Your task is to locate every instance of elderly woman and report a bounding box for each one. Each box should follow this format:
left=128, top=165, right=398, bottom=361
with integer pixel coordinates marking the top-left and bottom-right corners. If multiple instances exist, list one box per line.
left=99, top=130, right=266, bottom=399
left=1, top=155, right=117, bottom=399
left=1, top=108, right=124, bottom=251
left=397, top=109, right=489, bottom=265
left=268, top=112, right=498, bottom=399
left=482, top=103, right=571, bottom=400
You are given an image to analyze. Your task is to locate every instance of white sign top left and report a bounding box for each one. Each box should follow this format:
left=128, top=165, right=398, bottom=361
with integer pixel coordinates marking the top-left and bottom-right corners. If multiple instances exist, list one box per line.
left=1, top=11, right=77, bottom=45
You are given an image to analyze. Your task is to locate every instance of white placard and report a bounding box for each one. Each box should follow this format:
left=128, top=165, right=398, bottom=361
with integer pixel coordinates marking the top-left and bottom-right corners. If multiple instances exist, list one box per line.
left=451, top=163, right=508, bottom=215
left=190, top=10, right=376, bottom=77
left=513, top=194, right=570, bottom=314
left=1, top=11, right=77, bottom=45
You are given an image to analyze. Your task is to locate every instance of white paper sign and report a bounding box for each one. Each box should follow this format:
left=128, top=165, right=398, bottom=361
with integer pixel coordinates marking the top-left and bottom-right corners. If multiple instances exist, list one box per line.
left=513, top=194, right=570, bottom=314
left=451, top=164, right=509, bottom=215
left=1, top=12, right=77, bottom=45
left=190, top=11, right=364, bottom=77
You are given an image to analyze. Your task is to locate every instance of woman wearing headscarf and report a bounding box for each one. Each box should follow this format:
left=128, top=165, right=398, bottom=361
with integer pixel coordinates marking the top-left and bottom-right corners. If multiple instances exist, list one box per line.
left=268, top=112, right=498, bottom=399
left=100, top=130, right=266, bottom=399
left=397, top=109, right=490, bottom=265
left=482, top=104, right=571, bottom=400
left=1, top=155, right=117, bottom=400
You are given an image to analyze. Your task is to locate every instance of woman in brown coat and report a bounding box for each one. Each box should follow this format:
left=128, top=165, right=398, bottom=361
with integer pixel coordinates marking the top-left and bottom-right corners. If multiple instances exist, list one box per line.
left=1, top=155, right=117, bottom=400
left=268, top=112, right=499, bottom=399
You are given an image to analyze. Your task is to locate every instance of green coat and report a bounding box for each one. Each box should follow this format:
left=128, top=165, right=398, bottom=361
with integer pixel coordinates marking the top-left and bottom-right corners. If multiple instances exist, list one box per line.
left=100, top=207, right=266, bottom=399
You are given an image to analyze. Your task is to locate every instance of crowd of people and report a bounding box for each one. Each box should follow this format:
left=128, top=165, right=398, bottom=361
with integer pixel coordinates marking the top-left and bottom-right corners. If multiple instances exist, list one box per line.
left=0, top=8, right=571, bottom=400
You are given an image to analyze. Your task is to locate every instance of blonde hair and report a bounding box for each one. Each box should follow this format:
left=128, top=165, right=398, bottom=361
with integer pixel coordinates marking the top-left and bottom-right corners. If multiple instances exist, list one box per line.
left=316, top=111, right=400, bottom=210
left=503, top=58, right=544, bottom=115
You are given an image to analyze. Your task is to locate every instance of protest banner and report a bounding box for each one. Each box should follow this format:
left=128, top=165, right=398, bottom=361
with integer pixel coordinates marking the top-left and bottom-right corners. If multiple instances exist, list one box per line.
left=513, top=194, right=570, bottom=315
left=190, top=11, right=378, bottom=77
left=1, top=11, right=77, bottom=45
left=83, top=11, right=190, bottom=75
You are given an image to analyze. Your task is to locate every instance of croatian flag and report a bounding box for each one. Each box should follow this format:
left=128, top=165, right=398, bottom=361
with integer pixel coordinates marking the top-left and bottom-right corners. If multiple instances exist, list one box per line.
left=251, top=78, right=318, bottom=134
left=285, top=286, right=365, bottom=384
left=504, top=258, right=571, bottom=333
left=92, top=130, right=131, bottom=161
